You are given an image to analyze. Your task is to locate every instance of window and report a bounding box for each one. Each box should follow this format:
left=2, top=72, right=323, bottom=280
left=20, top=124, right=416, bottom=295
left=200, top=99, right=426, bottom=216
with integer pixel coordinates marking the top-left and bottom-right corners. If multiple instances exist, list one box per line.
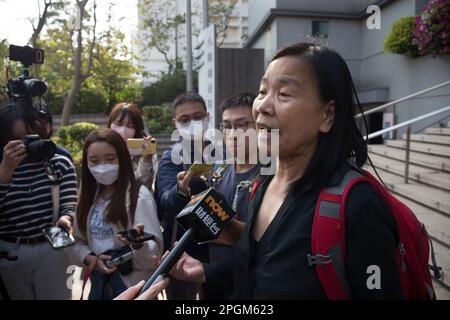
left=312, top=21, right=329, bottom=39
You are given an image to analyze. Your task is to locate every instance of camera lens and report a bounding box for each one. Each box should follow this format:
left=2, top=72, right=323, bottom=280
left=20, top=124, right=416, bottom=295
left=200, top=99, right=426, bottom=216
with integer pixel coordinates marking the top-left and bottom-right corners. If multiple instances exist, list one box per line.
left=27, top=139, right=56, bottom=161
left=23, top=79, right=47, bottom=97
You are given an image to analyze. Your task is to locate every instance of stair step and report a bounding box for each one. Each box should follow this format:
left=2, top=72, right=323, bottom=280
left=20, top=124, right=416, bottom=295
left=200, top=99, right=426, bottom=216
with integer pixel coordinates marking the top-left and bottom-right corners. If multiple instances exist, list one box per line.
left=364, top=166, right=450, bottom=215
left=386, top=140, right=450, bottom=158
left=394, top=194, right=450, bottom=248
left=402, top=134, right=450, bottom=145
left=425, top=127, right=450, bottom=136
left=368, top=144, right=450, bottom=173
left=369, top=154, right=450, bottom=192
left=364, top=167, right=450, bottom=294
left=433, top=278, right=450, bottom=300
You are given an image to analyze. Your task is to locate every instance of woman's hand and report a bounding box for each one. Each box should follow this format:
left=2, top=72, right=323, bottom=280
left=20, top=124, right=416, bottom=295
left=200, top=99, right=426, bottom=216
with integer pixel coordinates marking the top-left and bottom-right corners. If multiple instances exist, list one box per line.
left=117, top=223, right=145, bottom=250
left=152, top=251, right=206, bottom=283
left=141, top=136, right=154, bottom=164
left=57, top=215, right=73, bottom=235
left=95, top=254, right=117, bottom=274
left=114, top=278, right=169, bottom=300
left=0, top=140, right=27, bottom=183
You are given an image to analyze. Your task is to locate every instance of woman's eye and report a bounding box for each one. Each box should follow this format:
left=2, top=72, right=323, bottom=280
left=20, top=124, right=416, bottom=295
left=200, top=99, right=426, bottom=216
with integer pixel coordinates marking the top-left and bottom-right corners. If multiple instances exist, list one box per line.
left=279, top=92, right=291, bottom=98
left=258, top=90, right=267, bottom=96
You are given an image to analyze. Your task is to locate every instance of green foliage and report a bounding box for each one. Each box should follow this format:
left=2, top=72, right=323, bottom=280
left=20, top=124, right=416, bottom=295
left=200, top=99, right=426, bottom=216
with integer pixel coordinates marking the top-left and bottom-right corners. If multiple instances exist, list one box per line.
left=56, top=122, right=98, bottom=153
left=142, top=68, right=198, bottom=106
left=143, top=104, right=174, bottom=134
left=0, top=39, right=9, bottom=105
left=384, top=16, right=419, bottom=57
left=34, top=1, right=141, bottom=116
left=55, top=122, right=98, bottom=177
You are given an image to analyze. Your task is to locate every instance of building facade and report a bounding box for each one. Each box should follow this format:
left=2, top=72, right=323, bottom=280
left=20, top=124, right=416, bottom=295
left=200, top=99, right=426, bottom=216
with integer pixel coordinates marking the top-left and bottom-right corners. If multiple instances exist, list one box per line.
left=245, top=0, right=450, bottom=136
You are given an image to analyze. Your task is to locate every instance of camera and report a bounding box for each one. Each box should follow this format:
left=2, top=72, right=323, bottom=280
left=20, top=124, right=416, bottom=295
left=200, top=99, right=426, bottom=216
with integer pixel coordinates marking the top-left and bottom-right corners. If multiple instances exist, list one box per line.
left=22, top=134, right=56, bottom=162
left=5, top=45, right=47, bottom=104
left=104, top=246, right=134, bottom=275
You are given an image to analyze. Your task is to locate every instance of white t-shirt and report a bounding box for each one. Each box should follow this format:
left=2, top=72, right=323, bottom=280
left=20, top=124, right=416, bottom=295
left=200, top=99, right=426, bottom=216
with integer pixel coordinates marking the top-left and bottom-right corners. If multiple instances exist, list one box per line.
left=89, top=198, right=115, bottom=255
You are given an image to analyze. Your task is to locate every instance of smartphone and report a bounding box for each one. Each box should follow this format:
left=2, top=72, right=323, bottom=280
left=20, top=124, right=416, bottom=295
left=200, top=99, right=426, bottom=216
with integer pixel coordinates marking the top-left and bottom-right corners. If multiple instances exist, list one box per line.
left=42, top=226, right=75, bottom=250
left=127, top=138, right=157, bottom=156
left=118, top=229, right=155, bottom=243
left=105, top=249, right=134, bottom=268
left=188, top=163, right=214, bottom=177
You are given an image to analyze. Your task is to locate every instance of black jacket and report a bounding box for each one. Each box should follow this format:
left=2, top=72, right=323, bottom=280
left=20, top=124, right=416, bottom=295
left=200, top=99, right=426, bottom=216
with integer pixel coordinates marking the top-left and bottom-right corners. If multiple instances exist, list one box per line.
left=203, top=162, right=403, bottom=299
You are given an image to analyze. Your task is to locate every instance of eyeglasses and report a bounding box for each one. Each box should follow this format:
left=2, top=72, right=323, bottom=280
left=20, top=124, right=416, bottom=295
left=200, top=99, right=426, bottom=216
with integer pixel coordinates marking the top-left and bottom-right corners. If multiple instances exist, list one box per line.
left=176, top=114, right=208, bottom=125
left=218, top=121, right=255, bottom=131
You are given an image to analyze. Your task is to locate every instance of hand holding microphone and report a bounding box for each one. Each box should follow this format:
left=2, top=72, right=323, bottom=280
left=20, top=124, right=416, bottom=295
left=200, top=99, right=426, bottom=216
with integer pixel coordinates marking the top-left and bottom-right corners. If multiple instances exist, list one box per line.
left=138, top=188, right=235, bottom=297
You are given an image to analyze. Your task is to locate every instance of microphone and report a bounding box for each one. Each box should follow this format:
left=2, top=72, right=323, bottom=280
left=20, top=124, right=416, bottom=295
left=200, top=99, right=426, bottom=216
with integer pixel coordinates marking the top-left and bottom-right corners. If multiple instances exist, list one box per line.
left=138, top=187, right=235, bottom=296
left=188, top=176, right=209, bottom=196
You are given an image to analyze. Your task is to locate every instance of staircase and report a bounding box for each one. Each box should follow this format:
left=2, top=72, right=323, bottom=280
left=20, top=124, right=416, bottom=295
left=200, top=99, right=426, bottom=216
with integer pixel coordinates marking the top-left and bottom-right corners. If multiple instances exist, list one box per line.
left=366, top=121, right=450, bottom=299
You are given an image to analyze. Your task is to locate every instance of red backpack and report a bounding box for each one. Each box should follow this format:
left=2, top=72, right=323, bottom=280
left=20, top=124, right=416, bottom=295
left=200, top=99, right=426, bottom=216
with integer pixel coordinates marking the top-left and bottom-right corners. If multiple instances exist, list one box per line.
left=250, top=165, right=442, bottom=300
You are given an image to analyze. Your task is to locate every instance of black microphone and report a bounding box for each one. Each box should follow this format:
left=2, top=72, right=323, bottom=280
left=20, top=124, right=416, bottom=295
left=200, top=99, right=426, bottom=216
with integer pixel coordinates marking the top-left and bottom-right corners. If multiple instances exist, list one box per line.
left=138, top=188, right=235, bottom=296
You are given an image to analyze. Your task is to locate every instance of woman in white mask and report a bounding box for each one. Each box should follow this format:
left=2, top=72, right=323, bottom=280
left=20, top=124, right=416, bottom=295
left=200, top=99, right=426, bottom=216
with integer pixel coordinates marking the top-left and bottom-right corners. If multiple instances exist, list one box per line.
left=68, top=129, right=163, bottom=300
left=106, top=103, right=154, bottom=191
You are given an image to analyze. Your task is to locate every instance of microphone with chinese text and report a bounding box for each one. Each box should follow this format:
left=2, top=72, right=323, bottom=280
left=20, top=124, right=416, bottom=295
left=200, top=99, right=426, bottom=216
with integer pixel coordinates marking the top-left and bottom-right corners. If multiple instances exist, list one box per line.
left=138, top=188, right=235, bottom=296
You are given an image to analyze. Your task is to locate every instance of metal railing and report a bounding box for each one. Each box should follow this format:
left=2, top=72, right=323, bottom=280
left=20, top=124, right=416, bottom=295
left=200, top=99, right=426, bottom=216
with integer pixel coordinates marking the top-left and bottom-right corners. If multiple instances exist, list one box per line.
left=355, top=80, right=450, bottom=118
left=366, top=105, right=450, bottom=183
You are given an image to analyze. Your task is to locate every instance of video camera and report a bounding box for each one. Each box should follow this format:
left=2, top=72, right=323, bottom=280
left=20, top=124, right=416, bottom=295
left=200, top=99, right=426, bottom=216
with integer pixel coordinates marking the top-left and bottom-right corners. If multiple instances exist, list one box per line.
left=5, top=45, right=47, bottom=104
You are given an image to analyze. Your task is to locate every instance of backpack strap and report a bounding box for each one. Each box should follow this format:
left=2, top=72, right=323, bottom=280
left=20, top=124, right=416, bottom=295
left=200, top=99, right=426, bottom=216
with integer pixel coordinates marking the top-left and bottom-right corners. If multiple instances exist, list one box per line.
left=308, top=168, right=367, bottom=300
left=44, top=160, right=60, bottom=224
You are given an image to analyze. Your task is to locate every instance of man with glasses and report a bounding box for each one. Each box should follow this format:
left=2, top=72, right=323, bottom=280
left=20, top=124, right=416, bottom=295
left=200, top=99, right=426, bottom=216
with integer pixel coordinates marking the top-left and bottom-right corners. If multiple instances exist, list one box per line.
left=155, top=92, right=211, bottom=300
left=205, top=93, right=260, bottom=299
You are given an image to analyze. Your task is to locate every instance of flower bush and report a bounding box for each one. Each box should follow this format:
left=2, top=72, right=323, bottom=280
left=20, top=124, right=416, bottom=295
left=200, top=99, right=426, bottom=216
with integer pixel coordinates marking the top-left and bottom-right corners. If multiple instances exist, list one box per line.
left=413, top=0, right=450, bottom=56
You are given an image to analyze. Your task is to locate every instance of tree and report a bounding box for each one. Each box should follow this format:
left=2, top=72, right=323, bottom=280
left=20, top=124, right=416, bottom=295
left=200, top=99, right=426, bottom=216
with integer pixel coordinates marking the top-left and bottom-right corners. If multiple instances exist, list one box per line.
left=38, top=1, right=140, bottom=115
left=139, top=0, right=186, bottom=75
left=28, top=0, right=53, bottom=78
left=0, top=39, right=9, bottom=104
left=61, top=0, right=97, bottom=125
left=89, top=5, right=140, bottom=108
left=208, top=0, right=238, bottom=47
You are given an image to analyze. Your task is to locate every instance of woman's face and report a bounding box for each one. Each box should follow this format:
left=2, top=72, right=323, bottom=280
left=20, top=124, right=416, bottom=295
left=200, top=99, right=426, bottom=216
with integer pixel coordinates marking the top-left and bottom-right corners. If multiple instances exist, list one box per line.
left=87, top=141, right=119, bottom=167
left=111, top=114, right=136, bottom=140
left=11, top=119, right=28, bottom=140
left=252, top=56, right=334, bottom=159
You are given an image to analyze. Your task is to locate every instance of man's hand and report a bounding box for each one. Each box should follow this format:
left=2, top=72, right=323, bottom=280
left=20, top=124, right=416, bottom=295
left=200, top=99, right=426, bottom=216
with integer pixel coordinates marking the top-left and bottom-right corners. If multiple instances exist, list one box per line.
left=177, top=170, right=193, bottom=195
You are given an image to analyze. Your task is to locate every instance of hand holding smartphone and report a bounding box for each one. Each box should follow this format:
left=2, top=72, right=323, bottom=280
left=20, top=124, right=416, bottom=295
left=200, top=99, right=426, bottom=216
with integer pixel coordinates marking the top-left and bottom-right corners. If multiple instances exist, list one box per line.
left=127, top=138, right=157, bottom=156
left=42, top=226, right=75, bottom=250
left=118, top=229, right=155, bottom=243
left=188, top=163, right=213, bottom=177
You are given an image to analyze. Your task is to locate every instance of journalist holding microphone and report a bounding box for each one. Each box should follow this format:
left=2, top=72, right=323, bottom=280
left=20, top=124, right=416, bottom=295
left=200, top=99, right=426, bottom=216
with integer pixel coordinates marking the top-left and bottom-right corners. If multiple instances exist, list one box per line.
left=0, top=102, right=78, bottom=300
left=142, top=42, right=404, bottom=300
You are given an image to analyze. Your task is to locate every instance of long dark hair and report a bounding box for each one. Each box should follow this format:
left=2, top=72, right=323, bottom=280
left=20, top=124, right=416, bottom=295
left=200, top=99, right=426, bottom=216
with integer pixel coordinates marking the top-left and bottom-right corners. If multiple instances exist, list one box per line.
left=76, top=128, right=139, bottom=237
left=271, top=43, right=367, bottom=189
left=0, top=102, right=47, bottom=158
left=106, top=102, right=145, bottom=138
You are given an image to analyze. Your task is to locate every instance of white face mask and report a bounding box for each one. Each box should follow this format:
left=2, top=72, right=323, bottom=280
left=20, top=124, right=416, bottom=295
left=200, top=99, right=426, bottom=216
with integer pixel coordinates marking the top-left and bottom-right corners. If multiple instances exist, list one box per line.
left=111, top=124, right=136, bottom=140
left=176, top=119, right=208, bottom=140
left=88, top=163, right=119, bottom=186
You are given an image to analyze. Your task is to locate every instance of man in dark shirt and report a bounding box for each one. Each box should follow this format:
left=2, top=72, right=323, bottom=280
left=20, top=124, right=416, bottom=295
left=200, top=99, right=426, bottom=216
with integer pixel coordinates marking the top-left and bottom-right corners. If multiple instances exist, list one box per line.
left=209, top=93, right=260, bottom=263
left=155, top=92, right=211, bottom=299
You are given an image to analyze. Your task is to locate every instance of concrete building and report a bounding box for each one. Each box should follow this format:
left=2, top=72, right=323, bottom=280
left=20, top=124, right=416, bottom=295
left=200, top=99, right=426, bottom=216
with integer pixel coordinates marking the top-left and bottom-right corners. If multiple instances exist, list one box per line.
left=245, top=0, right=450, bottom=137
left=137, top=0, right=249, bottom=85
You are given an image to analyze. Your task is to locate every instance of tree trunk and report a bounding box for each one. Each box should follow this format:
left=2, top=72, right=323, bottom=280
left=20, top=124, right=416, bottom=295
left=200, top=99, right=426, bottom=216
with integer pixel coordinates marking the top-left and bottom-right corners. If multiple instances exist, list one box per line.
left=60, top=0, right=96, bottom=126
left=30, top=0, right=52, bottom=78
